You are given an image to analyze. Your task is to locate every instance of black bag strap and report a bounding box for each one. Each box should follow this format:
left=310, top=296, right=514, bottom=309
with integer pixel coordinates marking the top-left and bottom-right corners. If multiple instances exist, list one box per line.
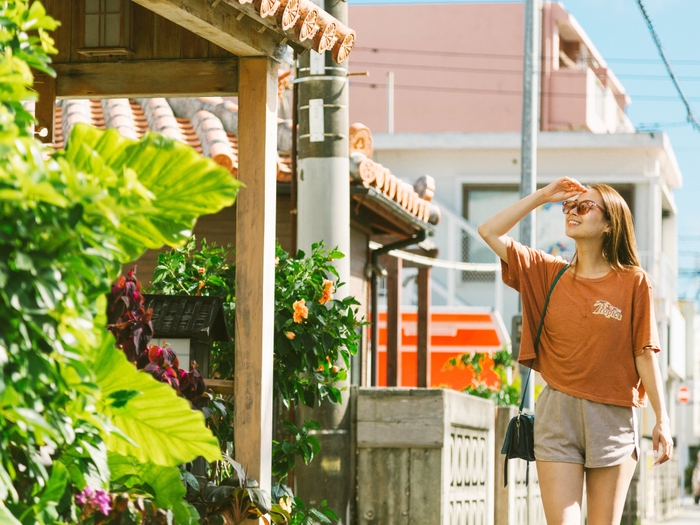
left=518, top=264, right=569, bottom=413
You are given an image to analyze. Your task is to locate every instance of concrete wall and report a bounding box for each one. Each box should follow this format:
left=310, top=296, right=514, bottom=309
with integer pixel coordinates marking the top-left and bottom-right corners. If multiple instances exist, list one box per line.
left=355, top=388, right=495, bottom=525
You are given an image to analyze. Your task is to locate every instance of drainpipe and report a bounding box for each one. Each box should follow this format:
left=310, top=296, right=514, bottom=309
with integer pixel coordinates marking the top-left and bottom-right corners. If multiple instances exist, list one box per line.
left=368, top=229, right=428, bottom=387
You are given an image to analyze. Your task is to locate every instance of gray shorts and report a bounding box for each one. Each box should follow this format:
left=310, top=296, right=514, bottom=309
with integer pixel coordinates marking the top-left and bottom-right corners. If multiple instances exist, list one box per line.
left=534, top=385, right=639, bottom=469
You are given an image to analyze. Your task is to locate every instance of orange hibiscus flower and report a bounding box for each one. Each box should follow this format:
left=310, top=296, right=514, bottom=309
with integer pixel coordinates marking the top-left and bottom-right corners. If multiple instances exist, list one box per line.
left=318, top=279, right=334, bottom=305
left=293, top=299, right=308, bottom=323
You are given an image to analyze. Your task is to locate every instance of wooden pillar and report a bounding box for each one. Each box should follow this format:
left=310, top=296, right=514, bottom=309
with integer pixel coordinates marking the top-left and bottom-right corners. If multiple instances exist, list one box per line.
left=34, top=73, right=56, bottom=144
left=385, top=255, right=401, bottom=387
left=234, top=56, right=278, bottom=492
left=417, top=266, right=431, bottom=388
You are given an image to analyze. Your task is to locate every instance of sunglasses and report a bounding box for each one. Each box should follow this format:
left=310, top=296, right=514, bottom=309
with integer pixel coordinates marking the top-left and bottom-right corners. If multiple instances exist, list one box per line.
left=562, top=200, right=607, bottom=216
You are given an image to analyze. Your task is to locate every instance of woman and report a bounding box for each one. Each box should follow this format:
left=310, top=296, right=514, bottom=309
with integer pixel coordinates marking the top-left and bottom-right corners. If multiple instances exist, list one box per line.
left=478, top=177, right=673, bottom=525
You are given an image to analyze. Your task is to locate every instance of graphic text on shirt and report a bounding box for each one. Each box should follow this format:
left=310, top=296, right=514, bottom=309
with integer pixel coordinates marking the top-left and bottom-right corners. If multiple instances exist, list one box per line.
left=592, top=300, right=623, bottom=321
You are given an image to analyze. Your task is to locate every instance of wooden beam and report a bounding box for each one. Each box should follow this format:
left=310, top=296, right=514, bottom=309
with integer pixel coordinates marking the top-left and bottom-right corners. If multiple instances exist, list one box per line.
left=33, top=73, right=56, bottom=144
left=53, top=59, right=239, bottom=99
left=132, top=0, right=285, bottom=59
left=207, top=379, right=235, bottom=396
left=234, top=57, right=278, bottom=492
left=385, top=255, right=401, bottom=387
left=417, top=266, right=431, bottom=388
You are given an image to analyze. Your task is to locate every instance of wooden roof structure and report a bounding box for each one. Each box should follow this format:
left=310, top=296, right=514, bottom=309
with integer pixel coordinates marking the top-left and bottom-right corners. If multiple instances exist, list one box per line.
left=39, top=0, right=357, bottom=492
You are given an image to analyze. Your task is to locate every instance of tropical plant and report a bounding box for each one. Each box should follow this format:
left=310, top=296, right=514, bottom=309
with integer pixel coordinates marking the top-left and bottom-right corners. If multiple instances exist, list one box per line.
left=185, top=459, right=289, bottom=525
left=445, top=349, right=520, bottom=406
left=287, top=498, right=338, bottom=525
left=151, top=238, right=236, bottom=381
left=151, top=239, right=364, bottom=523
left=273, top=242, right=364, bottom=408
left=271, top=420, right=320, bottom=483
left=107, top=268, right=208, bottom=408
left=152, top=239, right=365, bottom=408
left=0, top=1, right=239, bottom=522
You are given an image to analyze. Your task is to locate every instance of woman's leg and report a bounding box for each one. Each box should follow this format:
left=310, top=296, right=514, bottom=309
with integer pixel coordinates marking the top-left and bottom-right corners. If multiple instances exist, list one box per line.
left=584, top=455, right=637, bottom=525
left=536, top=461, right=585, bottom=525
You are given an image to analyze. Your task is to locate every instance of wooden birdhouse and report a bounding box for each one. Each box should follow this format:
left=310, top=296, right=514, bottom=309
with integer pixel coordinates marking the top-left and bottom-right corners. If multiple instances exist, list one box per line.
left=79, top=0, right=133, bottom=57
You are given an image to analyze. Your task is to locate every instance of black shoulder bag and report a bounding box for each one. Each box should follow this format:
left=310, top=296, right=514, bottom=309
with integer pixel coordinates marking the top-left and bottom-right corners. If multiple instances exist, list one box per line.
left=501, top=264, right=569, bottom=487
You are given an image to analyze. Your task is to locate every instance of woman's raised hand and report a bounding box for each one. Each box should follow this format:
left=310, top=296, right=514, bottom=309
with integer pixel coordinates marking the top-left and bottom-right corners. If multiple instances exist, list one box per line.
left=540, top=177, right=587, bottom=203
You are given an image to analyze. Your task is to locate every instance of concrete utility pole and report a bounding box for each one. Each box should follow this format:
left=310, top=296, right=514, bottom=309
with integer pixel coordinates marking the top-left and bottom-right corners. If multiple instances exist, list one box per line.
left=294, top=0, right=352, bottom=522
left=519, top=0, right=541, bottom=411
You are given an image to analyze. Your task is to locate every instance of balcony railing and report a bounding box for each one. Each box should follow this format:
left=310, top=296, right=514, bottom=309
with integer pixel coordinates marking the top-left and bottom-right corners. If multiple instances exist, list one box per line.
left=638, top=251, right=678, bottom=302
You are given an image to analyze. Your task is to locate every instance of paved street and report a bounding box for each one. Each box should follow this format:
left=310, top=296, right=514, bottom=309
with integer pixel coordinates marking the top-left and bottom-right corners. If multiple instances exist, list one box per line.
left=663, top=497, right=700, bottom=525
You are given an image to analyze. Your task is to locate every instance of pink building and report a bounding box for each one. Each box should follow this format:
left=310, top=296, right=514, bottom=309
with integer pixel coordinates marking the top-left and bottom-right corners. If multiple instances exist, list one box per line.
left=348, top=2, right=633, bottom=134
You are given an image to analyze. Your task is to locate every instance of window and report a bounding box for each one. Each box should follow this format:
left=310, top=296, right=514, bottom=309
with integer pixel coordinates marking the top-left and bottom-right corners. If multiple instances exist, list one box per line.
left=462, top=186, right=520, bottom=264
left=81, top=0, right=132, bottom=56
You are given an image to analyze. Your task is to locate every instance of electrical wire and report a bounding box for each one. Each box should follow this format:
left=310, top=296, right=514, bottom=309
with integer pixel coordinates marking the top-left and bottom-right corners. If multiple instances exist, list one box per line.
left=354, top=46, right=700, bottom=66
left=350, top=59, right=700, bottom=83
left=635, top=0, right=700, bottom=132
left=349, top=80, right=700, bottom=103
left=636, top=121, right=691, bottom=132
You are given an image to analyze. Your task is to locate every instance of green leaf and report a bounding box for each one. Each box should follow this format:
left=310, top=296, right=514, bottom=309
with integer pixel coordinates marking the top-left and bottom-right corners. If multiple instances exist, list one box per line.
left=93, top=341, right=221, bottom=466
left=64, top=124, right=242, bottom=260
left=0, top=504, right=21, bottom=525
left=108, top=453, right=199, bottom=525
left=36, top=462, right=68, bottom=511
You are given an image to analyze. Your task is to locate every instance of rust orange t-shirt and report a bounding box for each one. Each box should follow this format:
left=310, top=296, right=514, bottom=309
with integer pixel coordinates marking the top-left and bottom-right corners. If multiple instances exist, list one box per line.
left=502, top=240, right=660, bottom=408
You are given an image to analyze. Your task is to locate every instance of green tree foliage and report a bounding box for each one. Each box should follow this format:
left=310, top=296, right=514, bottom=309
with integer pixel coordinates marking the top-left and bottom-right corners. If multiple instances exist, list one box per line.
left=274, top=243, right=364, bottom=408
left=151, top=240, right=365, bottom=522
left=0, top=2, right=240, bottom=522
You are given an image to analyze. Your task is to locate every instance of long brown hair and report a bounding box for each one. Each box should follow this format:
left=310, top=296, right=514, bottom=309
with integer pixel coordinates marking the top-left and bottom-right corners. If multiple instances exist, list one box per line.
left=588, top=183, right=640, bottom=270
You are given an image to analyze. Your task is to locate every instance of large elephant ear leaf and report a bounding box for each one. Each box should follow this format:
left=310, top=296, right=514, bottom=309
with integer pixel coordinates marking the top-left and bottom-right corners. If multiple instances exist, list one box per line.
left=0, top=503, right=21, bottom=525
left=63, top=123, right=242, bottom=261
left=93, top=338, right=221, bottom=466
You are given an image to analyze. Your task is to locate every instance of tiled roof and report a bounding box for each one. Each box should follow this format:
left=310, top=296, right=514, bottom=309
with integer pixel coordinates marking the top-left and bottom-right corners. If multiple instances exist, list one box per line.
left=56, top=96, right=284, bottom=179
left=53, top=99, right=437, bottom=225
left=225, top=0, right=356, bottom=63
left=349, top=123, right=440, bottom=225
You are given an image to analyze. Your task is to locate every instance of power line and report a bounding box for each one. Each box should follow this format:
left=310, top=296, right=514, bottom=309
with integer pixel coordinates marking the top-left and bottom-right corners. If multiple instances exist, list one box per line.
left=636, top=121, right=691, bottom=132
left=635, top=0, right=700, bottom=133
left=350, top=80, right=700, bottom=103
left=354, top=45, right=700, bottom=66
left=351, top=59, right=700, bottom=83
left=354, top=46, right=524, bottom=60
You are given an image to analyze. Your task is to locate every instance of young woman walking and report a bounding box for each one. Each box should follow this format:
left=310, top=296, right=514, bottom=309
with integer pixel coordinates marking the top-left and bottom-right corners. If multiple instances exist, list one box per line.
left=478, top=177, right=673, bottom=525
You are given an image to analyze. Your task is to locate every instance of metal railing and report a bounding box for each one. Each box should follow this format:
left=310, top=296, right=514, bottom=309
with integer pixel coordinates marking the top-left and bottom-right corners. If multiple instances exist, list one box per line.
left=429, top=199, right=504, bottom=312
left=639, top=251, right=678, bottom=302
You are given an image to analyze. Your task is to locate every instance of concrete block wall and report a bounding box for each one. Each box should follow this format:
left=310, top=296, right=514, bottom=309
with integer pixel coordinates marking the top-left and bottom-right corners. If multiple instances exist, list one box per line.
left=355, top=388, right=495, bottom=525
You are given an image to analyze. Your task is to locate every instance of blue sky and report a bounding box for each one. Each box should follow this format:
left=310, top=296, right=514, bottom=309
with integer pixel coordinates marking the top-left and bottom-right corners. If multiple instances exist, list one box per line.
left=349, top=0, right=700, bottom=303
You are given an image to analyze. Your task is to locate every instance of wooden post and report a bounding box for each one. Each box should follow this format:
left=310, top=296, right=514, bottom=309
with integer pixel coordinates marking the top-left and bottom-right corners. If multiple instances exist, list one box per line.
left=385, top=255, right=401, bottom=387
left=417, top=266, right=431, bottom=388
left=34, top=73, right=56, bottom=144
left=234, top=56, right=278, bottom=493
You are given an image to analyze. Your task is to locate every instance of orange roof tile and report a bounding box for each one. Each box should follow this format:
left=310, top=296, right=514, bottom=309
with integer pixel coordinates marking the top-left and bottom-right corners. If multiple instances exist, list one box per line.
left=51, top=100, right=438, bottom=225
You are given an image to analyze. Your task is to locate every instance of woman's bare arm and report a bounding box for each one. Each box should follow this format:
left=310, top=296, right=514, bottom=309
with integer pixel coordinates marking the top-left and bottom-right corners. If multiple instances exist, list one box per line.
left=635, top=348, right=673, bottom=465
left=477, top=177, right=587, bottom=263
